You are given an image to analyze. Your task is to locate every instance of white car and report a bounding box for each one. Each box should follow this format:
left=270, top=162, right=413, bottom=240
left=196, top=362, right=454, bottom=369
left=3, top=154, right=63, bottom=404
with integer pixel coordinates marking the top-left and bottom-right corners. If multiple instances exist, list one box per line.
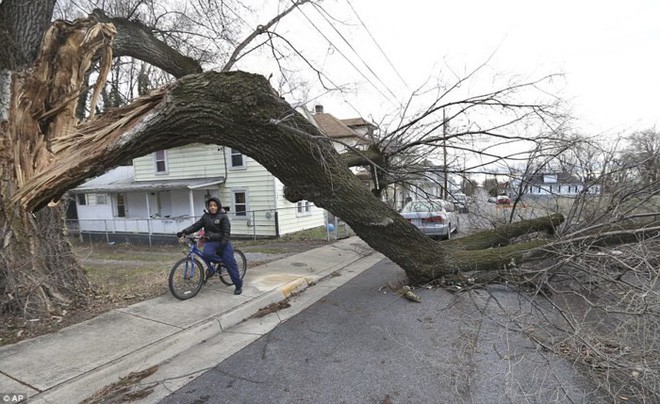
left=400, top=199, right=459, bottom=240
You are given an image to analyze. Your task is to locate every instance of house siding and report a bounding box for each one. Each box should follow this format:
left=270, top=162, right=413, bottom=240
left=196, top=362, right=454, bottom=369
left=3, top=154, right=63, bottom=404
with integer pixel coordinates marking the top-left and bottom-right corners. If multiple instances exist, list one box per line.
left=273, top=179, right=326, bottom=235
left=219, top=149, right=278, bottom=237
left=331, top=137, right=365, bottom=154
left=130, top=144, right=325, bottom=237
left=134, top=144, right=226, bottom=180
left=276, top=203, right=326, bottom=234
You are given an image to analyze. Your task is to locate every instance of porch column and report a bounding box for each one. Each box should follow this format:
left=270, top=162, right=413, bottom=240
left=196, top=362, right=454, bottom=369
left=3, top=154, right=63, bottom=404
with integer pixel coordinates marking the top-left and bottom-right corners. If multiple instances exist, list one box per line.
left=188, top=189, right=195, bottom=221
left=145, top=193, right=152, bottom=235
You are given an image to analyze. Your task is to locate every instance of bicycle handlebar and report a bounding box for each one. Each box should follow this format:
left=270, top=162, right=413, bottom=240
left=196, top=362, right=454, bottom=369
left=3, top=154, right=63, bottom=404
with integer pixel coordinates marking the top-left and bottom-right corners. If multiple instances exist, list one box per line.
left=178, top=234, right=203, bottom=244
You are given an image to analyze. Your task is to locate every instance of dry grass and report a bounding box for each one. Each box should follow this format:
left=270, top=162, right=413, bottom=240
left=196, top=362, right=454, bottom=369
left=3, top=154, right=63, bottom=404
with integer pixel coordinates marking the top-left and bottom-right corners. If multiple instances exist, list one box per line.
left=73, top=241, right=184, bottom=300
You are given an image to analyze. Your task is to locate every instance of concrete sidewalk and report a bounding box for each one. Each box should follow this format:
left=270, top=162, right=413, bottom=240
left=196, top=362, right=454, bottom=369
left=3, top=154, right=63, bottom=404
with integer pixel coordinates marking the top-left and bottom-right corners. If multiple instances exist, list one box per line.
left=0, top=236, right=383, bottom=403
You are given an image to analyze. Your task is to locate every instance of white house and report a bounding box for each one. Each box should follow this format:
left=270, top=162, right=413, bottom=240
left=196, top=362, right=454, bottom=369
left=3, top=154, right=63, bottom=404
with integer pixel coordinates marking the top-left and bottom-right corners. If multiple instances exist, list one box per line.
left=70, top=105, right=373, bottom=240
left=379, top=157, right=452, bottom=211
left=511, top=172, right=602, bottom=197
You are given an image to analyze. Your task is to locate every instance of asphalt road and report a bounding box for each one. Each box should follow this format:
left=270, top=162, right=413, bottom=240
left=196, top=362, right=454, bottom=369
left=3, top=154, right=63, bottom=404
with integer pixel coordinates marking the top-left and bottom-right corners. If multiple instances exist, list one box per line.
left=161, top=258, right=600, bottom=403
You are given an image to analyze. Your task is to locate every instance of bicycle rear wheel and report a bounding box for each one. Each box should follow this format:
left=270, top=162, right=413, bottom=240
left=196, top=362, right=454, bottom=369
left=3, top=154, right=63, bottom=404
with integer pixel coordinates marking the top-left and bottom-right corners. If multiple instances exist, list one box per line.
left=169, top=256, right=205, bottom=300
left=219, top=249, right=247, bottom=286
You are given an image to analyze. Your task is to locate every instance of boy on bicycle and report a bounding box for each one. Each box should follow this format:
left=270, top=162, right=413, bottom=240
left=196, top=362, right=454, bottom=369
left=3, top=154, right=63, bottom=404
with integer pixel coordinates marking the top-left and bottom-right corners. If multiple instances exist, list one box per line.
left=177, top=197, right=243, bottom=295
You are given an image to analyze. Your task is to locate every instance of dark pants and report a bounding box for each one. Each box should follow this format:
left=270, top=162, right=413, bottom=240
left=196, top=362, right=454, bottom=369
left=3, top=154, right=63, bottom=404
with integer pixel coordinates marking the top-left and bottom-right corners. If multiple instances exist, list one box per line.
left=203, top=240, right=243, bottom=290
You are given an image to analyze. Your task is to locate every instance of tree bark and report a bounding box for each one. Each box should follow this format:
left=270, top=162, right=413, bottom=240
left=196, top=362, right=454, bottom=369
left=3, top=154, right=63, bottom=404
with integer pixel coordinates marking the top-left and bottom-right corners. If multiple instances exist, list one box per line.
left=90, top=9, right=202, bottom=79
left=0, top=0, right=56, bottom=70
left=1, top=0, right=90, bottom=318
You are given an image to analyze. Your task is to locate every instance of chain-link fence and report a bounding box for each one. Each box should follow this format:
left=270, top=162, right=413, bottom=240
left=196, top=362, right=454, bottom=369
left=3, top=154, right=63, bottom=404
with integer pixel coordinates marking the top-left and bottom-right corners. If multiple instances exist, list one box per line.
left=67, top=206, right=354, bottom=246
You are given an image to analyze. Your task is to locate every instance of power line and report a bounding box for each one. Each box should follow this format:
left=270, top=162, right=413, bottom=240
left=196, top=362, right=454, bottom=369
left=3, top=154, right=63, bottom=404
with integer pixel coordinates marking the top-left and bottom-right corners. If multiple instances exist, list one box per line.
left=293, top=2, right=399, bottom=106
left=310, top=2, right=399, bottom=101
left=345, top=0, right=409, bottom=90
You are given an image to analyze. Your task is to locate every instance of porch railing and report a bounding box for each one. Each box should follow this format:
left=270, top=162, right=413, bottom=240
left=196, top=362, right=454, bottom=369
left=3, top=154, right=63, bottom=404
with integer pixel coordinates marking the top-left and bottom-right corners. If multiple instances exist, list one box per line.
left=67, top=206, right=353, bottom=246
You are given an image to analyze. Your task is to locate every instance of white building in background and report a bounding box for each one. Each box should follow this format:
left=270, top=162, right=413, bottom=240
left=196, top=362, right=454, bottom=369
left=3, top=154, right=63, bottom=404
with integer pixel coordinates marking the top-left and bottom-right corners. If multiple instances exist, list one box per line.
left=511, top=172, right=602, bottom=197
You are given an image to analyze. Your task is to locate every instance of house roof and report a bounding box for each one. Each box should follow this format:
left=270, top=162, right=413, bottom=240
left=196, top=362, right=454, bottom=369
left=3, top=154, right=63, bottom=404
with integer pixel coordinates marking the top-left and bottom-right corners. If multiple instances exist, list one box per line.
left=70, top=166, right=225, bottom=193
left=340, top=117, right=374, bottom=128
left=313, top=113, right=369, bottom=143
left=524, top=172, right=582, bottom=185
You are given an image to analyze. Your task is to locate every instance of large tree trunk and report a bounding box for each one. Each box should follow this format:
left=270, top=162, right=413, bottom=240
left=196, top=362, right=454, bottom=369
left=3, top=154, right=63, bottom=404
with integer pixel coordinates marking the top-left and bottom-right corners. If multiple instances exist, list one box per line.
left=0, top=0, right=90, bottom=318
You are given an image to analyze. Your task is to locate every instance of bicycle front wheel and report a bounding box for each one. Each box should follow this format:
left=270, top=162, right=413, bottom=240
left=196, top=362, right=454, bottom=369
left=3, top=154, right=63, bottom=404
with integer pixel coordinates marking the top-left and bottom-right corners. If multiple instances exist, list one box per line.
left=219, top=249, right=247, bottom=286
left=169, top=257, right=205, bottom=300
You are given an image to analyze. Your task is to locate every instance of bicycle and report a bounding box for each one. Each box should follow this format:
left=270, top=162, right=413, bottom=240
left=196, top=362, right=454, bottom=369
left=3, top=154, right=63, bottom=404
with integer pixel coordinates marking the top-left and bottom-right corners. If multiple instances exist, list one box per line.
left=168, top=235, right=247, bottom=300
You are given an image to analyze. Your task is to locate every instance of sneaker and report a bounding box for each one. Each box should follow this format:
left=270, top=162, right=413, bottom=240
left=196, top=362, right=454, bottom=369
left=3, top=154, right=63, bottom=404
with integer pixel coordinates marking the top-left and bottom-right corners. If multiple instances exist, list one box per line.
left=234, top=288, right=242, bottom=295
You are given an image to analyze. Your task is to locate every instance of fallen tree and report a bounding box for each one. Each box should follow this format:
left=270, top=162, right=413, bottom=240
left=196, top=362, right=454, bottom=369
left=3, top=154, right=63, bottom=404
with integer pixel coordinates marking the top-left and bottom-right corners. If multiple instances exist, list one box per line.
left=11, top=59, right=564, bottom=281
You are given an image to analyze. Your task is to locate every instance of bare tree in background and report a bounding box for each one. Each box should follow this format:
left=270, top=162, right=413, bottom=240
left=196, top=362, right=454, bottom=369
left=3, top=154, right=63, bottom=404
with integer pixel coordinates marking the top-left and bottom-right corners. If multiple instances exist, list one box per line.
left=621, top=128, right=660, bottom=188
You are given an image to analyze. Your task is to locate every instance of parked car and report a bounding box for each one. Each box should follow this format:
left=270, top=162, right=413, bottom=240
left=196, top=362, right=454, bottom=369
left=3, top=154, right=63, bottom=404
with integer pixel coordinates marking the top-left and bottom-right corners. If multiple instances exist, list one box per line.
left=400, top=199, right=459, bottom=240
left=487, top=196, right=497, bottom=203
left=496, top=195, right=512, bottom=205
left=451, top=193, right=469, bottom=213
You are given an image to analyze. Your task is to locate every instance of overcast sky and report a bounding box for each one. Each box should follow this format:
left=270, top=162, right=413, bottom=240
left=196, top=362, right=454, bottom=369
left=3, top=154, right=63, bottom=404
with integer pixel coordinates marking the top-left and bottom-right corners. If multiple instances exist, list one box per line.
left=252, top=0, right=659, bottom=137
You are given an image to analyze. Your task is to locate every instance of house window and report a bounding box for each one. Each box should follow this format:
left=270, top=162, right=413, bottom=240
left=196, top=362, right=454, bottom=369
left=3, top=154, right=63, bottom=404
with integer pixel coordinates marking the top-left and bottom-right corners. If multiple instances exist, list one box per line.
left=297, top=200, right=312, bottom=216
left=78, top=193, right=108, bottom=205
left=230, top=148, right=246, bottom=169
left=232, top=190, right=247, bottom=217
left=116, top=193, right=126, bottom=217
left=543, top=174, right=557, bottom=183
left=95, top=194, right=108, bottom=205
left=154, top=150, right=168, bottom=174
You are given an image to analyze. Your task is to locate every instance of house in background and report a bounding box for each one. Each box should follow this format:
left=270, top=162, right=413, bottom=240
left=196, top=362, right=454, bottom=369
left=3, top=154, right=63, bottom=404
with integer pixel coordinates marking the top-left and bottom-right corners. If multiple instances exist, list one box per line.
left=341, top=117, right=376, bottom=139
left=312, top=105, right=373, bottom=154
left=70, top=105, right=375, bottom=241
left=309, top=108, right=454, bottom=211
left=311, top=104, right=374, bottom=186
left=511, top=172, right=602, bottom=198
left=381, top=159, right=453, bottom=211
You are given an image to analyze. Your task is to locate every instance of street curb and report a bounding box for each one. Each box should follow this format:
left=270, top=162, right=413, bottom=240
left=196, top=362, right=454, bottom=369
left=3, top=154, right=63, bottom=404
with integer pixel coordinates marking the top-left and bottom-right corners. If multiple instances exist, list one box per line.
left=217, top=279, right=307, bottom=331
left=218, top=248, right=370, bottom=330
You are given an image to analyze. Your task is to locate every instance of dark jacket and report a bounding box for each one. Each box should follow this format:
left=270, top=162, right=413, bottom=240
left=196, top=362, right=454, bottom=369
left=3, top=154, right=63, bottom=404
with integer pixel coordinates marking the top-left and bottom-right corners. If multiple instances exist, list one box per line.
left=182, top=197, right=231, bottom=247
